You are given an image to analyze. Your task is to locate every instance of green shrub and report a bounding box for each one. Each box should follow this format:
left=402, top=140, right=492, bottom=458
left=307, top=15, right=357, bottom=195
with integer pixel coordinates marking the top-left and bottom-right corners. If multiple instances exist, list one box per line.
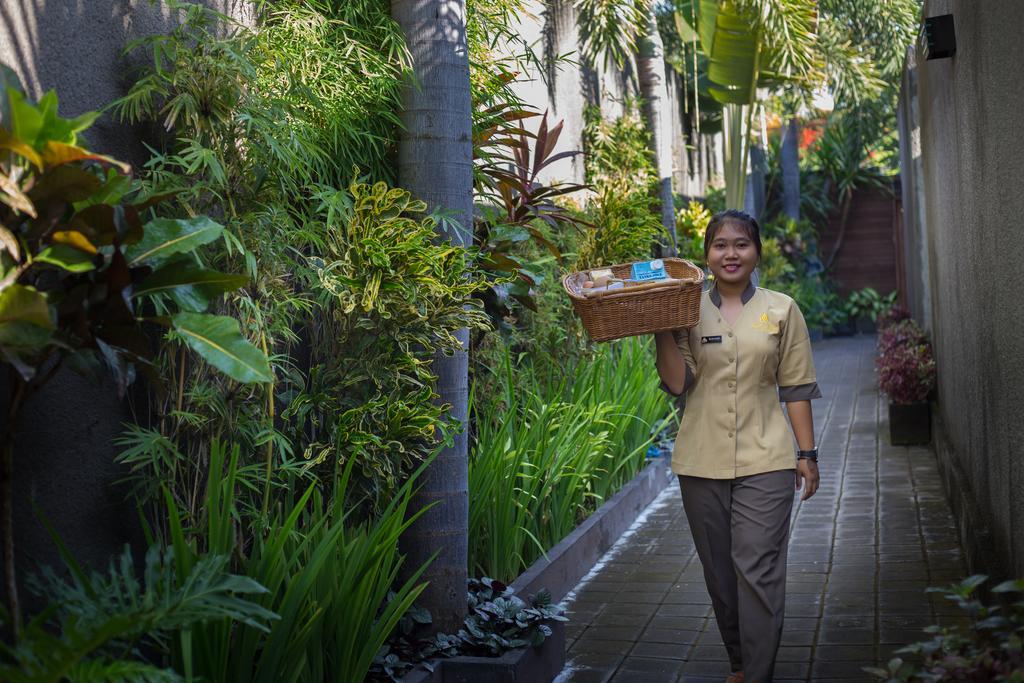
left=113, top=3, right=487, bottom=514
left=845, top=286, right=898, bottom=322
left=867, top=575, right=1024, bottom=682
left=576, top=105, right=665, bottom=269
left=301, top=181, right=489, bottom=504
left=0, top=75, right=269, bottom=635
left=676, top=200, right=712, bottom=264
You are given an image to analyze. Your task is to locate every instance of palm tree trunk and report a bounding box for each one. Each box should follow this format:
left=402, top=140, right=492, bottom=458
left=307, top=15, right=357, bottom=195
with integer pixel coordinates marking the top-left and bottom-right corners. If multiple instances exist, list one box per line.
left=636, top=9, right=677, bottom=255
left=781, top=117, right=801, bottom=220
left=391, top=0, right=471, bottom=635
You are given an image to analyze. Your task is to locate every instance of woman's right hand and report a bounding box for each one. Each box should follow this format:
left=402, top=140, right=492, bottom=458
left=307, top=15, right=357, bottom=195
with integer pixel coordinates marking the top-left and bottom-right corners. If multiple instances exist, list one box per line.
left=795, top=458, right=819, bottom=500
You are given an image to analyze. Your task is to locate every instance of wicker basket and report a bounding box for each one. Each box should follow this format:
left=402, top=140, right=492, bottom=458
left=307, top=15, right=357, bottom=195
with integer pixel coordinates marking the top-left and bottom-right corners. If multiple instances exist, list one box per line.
left=563, top=258, right=705, bottom=342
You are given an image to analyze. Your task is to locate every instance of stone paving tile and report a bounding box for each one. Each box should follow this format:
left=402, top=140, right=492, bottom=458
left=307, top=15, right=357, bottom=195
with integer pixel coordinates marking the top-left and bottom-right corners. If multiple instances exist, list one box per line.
left=555, top=337, right=970, bottom=683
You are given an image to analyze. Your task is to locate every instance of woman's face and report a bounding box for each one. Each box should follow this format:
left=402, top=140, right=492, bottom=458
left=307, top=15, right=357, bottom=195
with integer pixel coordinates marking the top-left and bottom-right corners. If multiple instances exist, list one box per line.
left=706, top=221, right=758, bottom=286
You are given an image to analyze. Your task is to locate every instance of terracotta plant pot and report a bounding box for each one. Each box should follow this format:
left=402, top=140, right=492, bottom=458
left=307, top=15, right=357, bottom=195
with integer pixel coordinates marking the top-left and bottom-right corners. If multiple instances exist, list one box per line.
left=889, top=402, right=931, bottom=445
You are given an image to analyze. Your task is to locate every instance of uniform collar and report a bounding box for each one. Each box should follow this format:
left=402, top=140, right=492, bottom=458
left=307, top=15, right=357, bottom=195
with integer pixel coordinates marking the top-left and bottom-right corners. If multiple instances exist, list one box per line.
left=709, top=281, right=756, bottom=309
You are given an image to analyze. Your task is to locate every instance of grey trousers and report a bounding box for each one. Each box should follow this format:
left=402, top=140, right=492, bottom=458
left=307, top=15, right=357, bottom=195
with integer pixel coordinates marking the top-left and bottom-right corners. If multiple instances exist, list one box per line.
left=678, top=470, right=795, bottom=683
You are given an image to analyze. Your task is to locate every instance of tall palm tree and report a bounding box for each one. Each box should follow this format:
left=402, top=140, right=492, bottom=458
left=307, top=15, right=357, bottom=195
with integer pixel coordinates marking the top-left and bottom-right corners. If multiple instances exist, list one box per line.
left=637, top=7, right=679, bottom=253
left=391, top=0, right=472, bottom=634
left=678, top=0, right=818, bottom=209
left=672, top=0, right=915, bottom=210
left=780, top=117, right=800, bottom=219
left=578, top=0, right=678, bottom=252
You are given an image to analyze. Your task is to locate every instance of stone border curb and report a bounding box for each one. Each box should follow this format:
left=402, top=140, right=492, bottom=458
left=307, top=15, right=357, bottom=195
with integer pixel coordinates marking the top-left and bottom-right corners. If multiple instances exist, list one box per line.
left=510, top=455, right=673, bottom=603
left=401, top=455, right=673, bottom=682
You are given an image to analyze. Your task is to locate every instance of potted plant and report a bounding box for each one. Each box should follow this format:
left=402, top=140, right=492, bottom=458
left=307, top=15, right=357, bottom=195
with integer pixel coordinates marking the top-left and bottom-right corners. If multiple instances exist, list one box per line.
left=876, top=318, right=936, bottom=445
left=845, top=287, right=897, bottom=335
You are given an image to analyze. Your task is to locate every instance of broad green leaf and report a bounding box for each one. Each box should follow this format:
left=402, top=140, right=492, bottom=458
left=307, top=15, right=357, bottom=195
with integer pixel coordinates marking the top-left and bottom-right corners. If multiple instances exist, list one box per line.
left=33, top=90, right=98, bottom=147
left=35, top=244, right=95, bottom=272
left=697, top=0, right=720, bottom=55
left=171, top=312, right=272, bottom=383
left=0, top=284, right=53, bottom=377
left=0, top=129, right=42, bottom=168
left=6, top=87, right=43, bottom=147
left=135, top=262, right=248, bottom=312
left=125, top=216, right=223, bottom=267
left=0, top=284, right=52, bottom=329
left=673, top=2, right=699, bottom=43
left=0, top=66, right=25, bottom=130
left=42, top=141, right=131, bottom=174
left=0, top=319, right=51, bottom=350
left=704, top=3, right=758, bottom=107
left=28, top=165, right=102, bottom=203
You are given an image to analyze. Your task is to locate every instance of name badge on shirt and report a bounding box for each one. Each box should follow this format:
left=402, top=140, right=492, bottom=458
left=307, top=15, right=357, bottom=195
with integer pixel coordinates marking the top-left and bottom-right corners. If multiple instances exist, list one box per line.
left=701, top=335, right=723, bottom=344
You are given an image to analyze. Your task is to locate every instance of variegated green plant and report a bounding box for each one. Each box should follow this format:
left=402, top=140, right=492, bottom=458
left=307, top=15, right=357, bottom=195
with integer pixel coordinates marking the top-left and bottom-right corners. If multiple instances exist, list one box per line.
left=296, top=181, right=489, bottom=508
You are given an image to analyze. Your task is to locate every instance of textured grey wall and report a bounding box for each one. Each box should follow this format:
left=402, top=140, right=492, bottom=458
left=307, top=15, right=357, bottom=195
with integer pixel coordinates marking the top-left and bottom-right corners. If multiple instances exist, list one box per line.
left=905, top=0, right=1024, bottom=577
left=0, top=0, right=251, bottom=606
left=0, top=0, right=253, bottom=163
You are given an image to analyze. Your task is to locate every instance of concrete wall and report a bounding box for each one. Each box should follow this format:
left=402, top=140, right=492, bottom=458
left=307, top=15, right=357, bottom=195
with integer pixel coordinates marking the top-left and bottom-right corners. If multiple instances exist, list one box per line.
left=899, top=0, right=1024, bottom=578
left=0, top=0, right=252, bottom=606
left=1, top=0, right=253, bottom=163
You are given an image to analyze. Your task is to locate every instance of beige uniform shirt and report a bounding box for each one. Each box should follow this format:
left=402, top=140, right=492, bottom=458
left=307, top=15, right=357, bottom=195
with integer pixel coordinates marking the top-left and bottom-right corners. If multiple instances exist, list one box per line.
left=668, top=284, right=821, bottom=479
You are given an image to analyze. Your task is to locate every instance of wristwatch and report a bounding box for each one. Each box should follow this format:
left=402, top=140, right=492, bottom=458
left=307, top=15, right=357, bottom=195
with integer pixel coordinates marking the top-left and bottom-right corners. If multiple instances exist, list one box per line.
left=797, top=447, right=819, bottom=462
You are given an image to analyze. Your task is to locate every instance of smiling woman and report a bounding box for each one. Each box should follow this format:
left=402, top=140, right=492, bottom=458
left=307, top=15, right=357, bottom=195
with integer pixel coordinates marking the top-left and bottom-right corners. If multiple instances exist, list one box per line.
left=653, top=209, right=822, bottom=683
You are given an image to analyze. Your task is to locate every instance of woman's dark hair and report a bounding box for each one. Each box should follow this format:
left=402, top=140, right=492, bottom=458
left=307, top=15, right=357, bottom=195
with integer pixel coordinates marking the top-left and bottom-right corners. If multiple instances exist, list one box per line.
left=703, top=209, right=763, bottom=261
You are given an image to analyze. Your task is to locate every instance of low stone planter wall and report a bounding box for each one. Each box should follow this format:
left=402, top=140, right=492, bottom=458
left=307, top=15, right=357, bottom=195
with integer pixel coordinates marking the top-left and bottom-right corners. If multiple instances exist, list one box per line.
left=401, top=456, right=673, bottom=682
left=509, top=455, right=673, bottom=603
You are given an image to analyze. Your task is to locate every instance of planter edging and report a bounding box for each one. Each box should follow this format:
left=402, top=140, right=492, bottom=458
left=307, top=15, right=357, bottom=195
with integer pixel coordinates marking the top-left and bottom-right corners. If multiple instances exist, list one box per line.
left=400, top=455, right=673, bottom=682
left=509, top=455, right=673, bottom=603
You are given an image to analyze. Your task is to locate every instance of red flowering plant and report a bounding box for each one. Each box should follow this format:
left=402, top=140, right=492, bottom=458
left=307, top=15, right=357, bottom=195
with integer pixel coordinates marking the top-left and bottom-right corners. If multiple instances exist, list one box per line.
left=876, top=319, right=937, bottom=405
left=877, top=304, right=911, bottom=331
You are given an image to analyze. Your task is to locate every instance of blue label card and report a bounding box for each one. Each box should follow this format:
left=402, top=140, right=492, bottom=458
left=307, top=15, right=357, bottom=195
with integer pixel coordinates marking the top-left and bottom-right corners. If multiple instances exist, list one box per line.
left=630, top=259, right=667, bottom=281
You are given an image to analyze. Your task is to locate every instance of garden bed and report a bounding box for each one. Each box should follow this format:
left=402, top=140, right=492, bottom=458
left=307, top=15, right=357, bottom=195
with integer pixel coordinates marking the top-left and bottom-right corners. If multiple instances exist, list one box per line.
left=401, top=455, right=673, bottom=682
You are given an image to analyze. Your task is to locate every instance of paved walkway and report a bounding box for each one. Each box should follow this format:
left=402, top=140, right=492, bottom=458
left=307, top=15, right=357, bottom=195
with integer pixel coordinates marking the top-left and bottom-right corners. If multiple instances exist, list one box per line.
left=557, top=336, right=967, bottom=683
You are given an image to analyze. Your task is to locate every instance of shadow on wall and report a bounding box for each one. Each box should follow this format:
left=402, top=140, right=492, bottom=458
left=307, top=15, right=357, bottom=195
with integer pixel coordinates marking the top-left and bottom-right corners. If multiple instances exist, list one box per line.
left=0, top=0, right=253, bottom=162
left=0, top=0, right=252, bottom=613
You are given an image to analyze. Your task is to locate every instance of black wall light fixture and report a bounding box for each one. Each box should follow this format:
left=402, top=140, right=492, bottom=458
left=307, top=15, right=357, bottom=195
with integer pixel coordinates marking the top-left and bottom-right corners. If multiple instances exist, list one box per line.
left=923, top=14, right=956, bottom=60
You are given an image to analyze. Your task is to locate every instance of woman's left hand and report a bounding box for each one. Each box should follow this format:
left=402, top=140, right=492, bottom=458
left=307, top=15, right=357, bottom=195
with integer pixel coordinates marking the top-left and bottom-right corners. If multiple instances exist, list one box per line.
left=795, top=459, right=819, bottom=500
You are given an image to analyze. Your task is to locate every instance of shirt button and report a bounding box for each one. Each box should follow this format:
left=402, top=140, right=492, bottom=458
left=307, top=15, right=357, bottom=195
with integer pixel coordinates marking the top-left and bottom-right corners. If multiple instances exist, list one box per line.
left=728, top=357, right=735, bottom=363
left=728, top=407, right=735, bottom=413
left=729, top=382, right=735, bottom=389
left=728, top=332, right=734, bottom=338
left=728, top=432, right=734, bottom=438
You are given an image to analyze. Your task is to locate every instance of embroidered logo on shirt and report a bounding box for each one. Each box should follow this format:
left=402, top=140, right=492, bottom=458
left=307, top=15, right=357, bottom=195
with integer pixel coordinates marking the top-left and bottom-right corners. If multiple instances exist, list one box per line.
left=751, top=312, right=780, bottom=334
left=700, top=335, right=723, bottom=344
